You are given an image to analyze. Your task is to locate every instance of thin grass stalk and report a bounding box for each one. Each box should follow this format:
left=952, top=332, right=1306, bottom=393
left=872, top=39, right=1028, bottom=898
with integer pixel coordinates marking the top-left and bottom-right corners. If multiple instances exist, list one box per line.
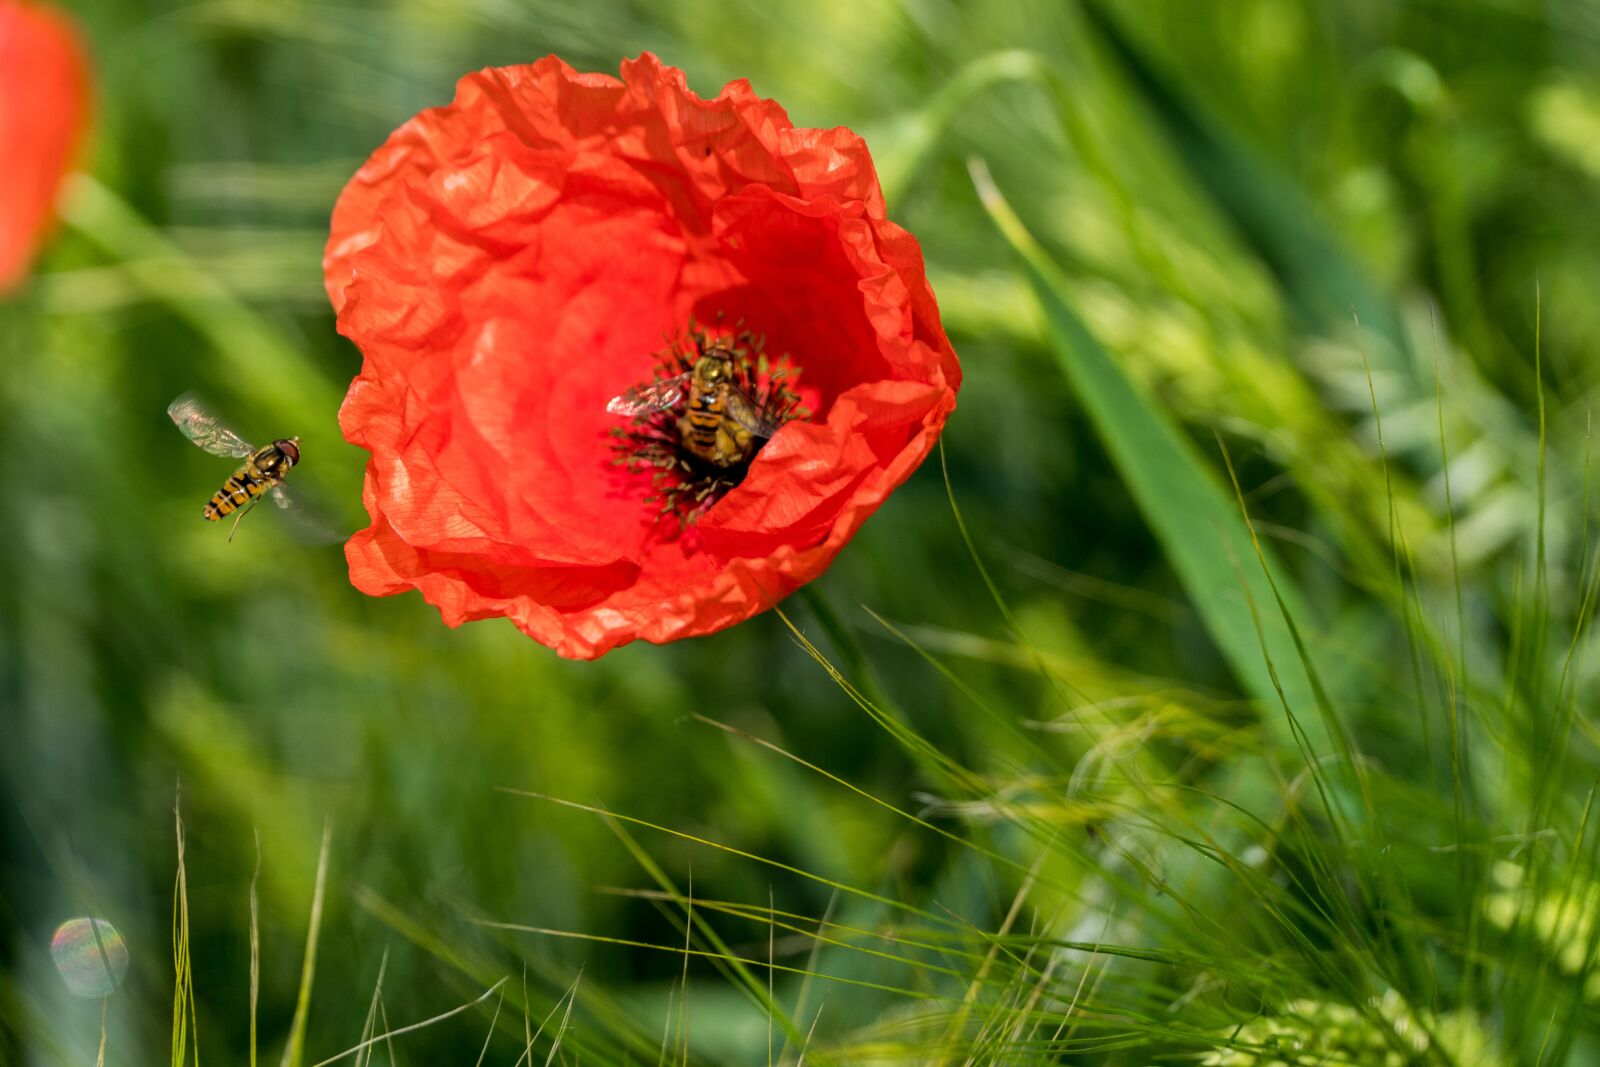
left=171, top=795, right=198, bottom=1067
left=251, top=829, right=262, bottom=1067
left=471, top=984, right=504, bottom=1067
left=281, top=821, right=333, bottom=1067
left=304, top=979, right=509, bottom=1067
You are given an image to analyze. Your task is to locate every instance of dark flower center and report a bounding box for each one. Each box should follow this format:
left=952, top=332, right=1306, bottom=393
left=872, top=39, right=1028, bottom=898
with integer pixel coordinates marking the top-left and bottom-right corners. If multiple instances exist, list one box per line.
left=609, top=320, right=806, bottom=525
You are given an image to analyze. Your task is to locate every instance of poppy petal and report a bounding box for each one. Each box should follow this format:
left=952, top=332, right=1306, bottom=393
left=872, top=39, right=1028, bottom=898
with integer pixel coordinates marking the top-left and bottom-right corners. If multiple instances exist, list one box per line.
left=328, top=54, right=960, bottom=659
left=0, top=1, right=91, bottom=292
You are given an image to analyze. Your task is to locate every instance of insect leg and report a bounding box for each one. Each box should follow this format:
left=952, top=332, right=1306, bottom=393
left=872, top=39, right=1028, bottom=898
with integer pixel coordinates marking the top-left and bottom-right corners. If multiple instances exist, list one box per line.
left=227, top=496, right=261, bottom=542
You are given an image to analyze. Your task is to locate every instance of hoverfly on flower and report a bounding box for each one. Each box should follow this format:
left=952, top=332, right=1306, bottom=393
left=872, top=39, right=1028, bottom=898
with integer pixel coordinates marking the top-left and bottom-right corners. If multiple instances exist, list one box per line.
left=607, top=324, right=806, bottom=522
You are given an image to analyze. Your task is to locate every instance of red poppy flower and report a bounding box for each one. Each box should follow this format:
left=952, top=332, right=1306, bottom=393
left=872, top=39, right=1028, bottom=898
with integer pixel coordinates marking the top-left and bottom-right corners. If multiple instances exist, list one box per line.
left=0, top=0, right=90, bottom=293
left=325, top=54, right=960, bottom=659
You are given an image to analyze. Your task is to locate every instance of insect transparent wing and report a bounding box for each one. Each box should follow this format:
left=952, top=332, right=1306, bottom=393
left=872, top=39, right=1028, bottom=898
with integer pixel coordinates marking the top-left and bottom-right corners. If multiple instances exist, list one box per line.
left=268, top=484, right=343, bottom=545
left=167, top=392, right=256, bottom=458
left=723, top=387, right=781, bottom=438
left=606, top=373, right=691, bottom=417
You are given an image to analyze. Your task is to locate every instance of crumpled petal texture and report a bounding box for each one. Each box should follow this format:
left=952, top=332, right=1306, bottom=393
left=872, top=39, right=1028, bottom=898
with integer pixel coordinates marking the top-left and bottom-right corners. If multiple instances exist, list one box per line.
left=0, top=1, right=90, bottom=292
left=326, top=54, right=960, bottom=658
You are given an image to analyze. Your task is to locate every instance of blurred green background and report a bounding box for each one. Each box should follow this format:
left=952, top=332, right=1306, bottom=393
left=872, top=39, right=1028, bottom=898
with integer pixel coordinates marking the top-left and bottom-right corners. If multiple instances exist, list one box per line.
left=5, top=1, right=1600, bottom=1063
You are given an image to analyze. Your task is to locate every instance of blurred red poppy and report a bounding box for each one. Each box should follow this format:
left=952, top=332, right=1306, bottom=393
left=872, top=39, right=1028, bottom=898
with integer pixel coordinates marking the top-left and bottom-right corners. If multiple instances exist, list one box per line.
left=325, top=53, right=960, bottom=659
left=0, top=0, right=90, bottom=293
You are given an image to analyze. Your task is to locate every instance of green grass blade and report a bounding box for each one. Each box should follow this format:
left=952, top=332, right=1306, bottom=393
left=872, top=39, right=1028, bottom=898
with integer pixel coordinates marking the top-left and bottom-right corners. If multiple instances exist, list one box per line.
left=305, top=978, right=509, bottom=1067
left=1075, top=3, right=1399, bottom=345
left=969, top=158, right=1327, bottom=752
left=280, top=821, right=333, bottom=1067
left=1075, top=1, right=1548, bottom=523
left=58, top=175, right=339, bottom=420
left=867, top=50, right=1054, bottom=206
left=251, top=830, right=262, bottom=1067
left=171, top=797, right=198, bottom=1067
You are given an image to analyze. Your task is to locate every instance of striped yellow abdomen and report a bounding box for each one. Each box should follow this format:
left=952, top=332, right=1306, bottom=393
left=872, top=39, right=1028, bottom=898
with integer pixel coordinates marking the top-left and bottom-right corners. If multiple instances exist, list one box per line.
left=204, top=467, right=271, bottom=520
left=683, top=386, right=723, bottom=450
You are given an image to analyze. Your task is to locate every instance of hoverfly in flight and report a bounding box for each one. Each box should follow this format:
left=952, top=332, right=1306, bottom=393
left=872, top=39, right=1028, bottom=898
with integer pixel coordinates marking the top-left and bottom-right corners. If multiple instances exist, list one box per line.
left=167, top=392, right=312, bottom=542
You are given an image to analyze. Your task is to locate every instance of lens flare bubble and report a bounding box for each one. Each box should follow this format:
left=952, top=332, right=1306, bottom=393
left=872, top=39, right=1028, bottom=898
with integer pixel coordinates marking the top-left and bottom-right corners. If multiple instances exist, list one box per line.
left=50, top=917, right=128, bottom=998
